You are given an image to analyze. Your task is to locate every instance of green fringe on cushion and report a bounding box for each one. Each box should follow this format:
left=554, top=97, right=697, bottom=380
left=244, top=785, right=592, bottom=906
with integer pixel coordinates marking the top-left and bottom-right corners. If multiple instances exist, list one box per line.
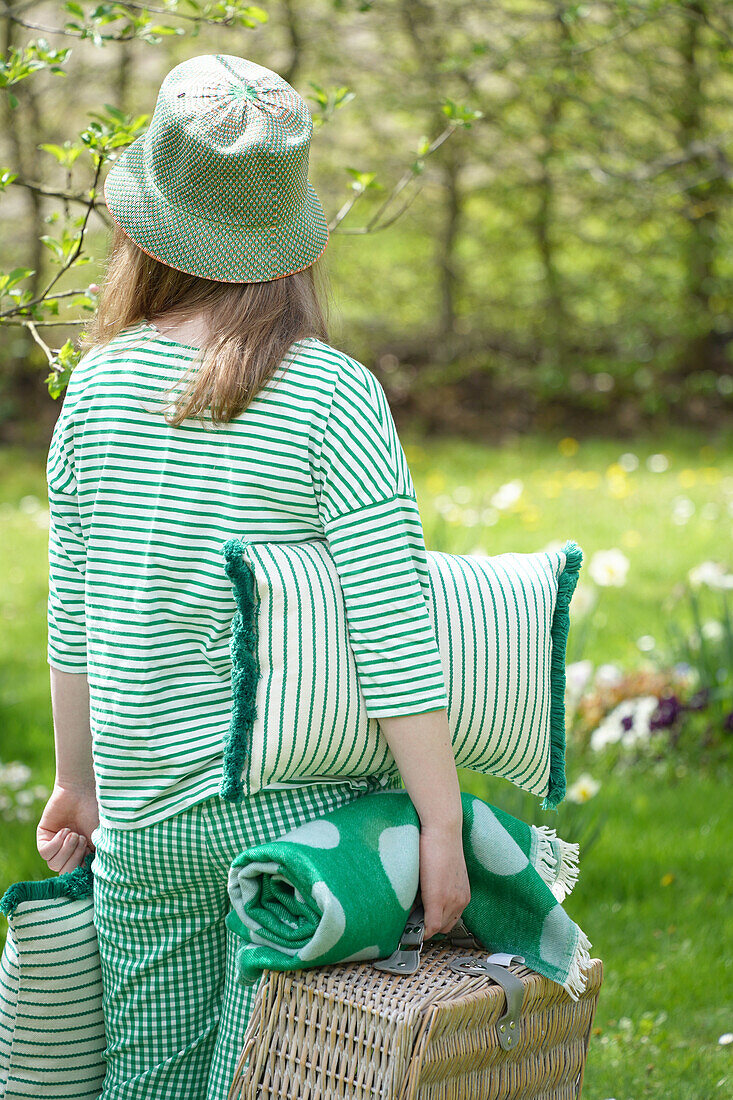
left=221, top=537, right=261, bottom=802
left=542, top=539, right=583, bottom=811
left=0, top=851, right=95, bottom=919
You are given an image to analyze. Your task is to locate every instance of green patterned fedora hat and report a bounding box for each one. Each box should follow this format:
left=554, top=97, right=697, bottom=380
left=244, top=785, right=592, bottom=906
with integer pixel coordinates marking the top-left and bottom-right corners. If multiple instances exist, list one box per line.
left=103, top=54, right=329, bottom=283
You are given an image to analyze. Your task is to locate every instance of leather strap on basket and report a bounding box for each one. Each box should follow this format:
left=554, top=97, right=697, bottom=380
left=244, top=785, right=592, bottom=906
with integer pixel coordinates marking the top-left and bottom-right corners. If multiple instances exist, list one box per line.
left=371, top=900, right=483, bottom=976
left=448, top=955, right=525, bottom=1051
left=371, top=904, right=524, bottom=1052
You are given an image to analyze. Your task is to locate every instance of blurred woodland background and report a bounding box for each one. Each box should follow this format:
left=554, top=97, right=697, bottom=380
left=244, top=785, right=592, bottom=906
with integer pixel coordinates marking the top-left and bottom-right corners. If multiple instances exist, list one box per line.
left=0, top=0, right=732, bottom=442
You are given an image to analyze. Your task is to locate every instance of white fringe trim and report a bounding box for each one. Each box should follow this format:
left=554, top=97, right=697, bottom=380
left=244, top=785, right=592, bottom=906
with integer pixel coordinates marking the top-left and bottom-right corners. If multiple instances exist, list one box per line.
left=530, top=825, right=580, bottom=902
left=561, top=927, right=593, bottom=1001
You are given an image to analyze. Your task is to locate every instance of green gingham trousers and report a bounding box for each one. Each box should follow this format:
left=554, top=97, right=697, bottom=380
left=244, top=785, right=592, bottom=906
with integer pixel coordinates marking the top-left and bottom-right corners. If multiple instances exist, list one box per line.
left=90, top=773, right=396, bottom=1099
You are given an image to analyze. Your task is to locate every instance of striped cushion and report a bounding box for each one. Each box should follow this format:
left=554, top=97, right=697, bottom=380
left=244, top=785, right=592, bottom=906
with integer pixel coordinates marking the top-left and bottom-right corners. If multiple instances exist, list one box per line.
left=0, top=859, right=105, bottom=1099
left=221, top=539, right=582, bottom=809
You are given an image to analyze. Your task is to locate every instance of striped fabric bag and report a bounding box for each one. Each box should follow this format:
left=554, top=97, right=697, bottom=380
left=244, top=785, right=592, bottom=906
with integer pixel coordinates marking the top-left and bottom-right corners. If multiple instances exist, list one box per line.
left=0, top=856, right=105, bottom=1100
left=221, top=538, right=582, bottom=808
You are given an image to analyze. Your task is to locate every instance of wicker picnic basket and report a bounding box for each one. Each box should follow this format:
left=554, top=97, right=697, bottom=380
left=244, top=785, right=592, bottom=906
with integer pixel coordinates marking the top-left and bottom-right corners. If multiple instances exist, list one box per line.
left=226, top=936, right=603, bottom=1100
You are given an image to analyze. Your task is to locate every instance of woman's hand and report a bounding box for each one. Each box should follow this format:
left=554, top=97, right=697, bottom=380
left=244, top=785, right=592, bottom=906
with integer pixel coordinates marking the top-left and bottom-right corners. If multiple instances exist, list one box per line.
left=36, top=782, right=99, bottom=874
left=418, top=823, right=471, bottom=941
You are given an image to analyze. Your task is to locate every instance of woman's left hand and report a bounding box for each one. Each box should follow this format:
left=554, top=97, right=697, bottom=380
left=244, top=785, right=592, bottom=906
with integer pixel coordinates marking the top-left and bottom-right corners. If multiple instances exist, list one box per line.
left=37, top=782, right=100, bottom=874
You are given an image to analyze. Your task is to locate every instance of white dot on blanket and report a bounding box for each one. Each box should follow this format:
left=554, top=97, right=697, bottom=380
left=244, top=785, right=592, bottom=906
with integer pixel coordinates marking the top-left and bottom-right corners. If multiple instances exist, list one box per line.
left=539, top=903, right=576, bottom=970
left=378, top=825, right=420, bottom=909
left=338, top=945, right=381, bottom=963
left=298, top=881, right=346, bottom=961
left=469, top=801, right=529, bottom=876
left=281, top=820, right=341, bottom=849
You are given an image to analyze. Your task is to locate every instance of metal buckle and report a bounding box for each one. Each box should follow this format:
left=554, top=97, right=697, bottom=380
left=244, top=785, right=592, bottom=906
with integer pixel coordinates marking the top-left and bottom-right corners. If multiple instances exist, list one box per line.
left=448, top=955, right=525, bottom=1051
left=436, top=917, right=483, bottom=951
left=372, top=902, right=425, bottom=975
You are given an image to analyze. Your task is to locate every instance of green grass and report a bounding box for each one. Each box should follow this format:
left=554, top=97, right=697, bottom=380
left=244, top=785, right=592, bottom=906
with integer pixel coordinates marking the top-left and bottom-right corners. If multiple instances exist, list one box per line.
left=405, top=425, right=730, bottom=669
left=1, top=431, right=732, bottom=1099
left=468, top=769, right=733, bottom=1100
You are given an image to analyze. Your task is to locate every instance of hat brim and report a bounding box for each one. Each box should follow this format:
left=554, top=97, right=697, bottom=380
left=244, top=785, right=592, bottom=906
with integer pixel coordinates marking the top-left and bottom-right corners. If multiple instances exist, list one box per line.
left=103, top=135, right=329, bottom=284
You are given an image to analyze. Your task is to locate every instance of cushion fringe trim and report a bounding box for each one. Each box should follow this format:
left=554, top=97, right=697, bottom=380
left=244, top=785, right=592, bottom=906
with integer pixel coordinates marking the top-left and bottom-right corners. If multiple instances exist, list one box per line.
left=542, top=539, right=583, bottom=810
left=221, top=537, right=262, bottom=802
left=0, top=852, right=94, bottom=919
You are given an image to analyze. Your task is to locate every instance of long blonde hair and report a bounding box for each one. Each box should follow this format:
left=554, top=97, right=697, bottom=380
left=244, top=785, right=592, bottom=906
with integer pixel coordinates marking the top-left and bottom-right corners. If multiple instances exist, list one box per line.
left=80, top=224, right=332, bottom=427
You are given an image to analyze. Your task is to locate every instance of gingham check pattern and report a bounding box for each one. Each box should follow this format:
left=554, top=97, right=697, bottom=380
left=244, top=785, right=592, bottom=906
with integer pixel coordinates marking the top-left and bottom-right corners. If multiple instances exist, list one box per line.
left=90, top=775, right=396, bottom=1099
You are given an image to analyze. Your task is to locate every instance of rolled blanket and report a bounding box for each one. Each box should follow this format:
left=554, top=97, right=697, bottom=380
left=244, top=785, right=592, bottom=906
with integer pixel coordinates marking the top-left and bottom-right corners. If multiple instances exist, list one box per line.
left=226, top=790, right=592, bottom=1000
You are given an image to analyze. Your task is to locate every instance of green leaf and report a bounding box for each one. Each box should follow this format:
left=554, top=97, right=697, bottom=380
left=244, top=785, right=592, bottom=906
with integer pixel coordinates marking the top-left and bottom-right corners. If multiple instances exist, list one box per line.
left=6, top=268, right=35, bottom=288
left=45, top=338, right=81, bottom=399
left=39, top=235, right=66, bottom=261
left=38, top=143, right=67, bottom=162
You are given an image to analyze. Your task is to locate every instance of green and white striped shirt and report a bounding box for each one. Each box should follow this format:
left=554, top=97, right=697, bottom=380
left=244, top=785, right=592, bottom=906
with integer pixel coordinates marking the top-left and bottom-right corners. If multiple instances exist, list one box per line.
left=46, top=320, right=448, bottom=829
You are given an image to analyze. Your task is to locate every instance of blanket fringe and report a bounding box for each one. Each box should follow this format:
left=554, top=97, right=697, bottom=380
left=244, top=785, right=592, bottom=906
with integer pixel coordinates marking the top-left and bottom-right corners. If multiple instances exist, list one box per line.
left=531, top=825, right=580, bottom=902
left=562, top=927, right=593, bottom=1001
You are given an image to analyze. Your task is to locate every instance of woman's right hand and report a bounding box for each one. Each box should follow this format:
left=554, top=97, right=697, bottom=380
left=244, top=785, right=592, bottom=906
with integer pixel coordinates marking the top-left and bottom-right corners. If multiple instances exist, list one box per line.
left=36, top=781, right=99, bottom=874
left=418, top=823, right=471, bottom=941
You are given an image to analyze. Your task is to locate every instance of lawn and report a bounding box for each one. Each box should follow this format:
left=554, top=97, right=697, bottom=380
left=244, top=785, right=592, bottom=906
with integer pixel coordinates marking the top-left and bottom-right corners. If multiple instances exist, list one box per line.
left=1, top=427, right=731, bottom=1099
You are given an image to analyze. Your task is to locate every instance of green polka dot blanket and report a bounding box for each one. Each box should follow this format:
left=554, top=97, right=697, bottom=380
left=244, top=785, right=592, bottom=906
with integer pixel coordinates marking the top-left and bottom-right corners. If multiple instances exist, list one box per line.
left=226, top=789, right=592, bottom=1000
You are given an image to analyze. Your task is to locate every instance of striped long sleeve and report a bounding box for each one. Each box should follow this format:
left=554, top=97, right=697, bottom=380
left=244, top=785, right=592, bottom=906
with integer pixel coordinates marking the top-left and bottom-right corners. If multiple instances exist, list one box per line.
left=312, top=354, right=449, bottom=718
left=46, top=383, right=88, bottom=674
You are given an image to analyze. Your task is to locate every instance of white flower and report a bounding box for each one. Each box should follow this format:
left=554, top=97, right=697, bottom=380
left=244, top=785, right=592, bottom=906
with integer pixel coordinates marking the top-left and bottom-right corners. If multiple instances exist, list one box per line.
left=688, top=561, right=733, bottom=590
left=462, top=508, right=479, bottom=526
left=647, top=453, right=669, bottom=473
left=490, top=480, right=523, bottom=510
left=636, top=635, right=656, bottom=652
left=480, top=507, right=499, bottom=526
left=18, top=495, right=41, bottom=514
left=566, top=773, right=601, bottom=803
left=434, top=495, right=454, bottom=516
left=0, top=762, right=32, bottom=789
left=719, top=1033, right=733, bottom=1046
left=566, top=660, right=594, bottom=701
left=619, top=453, right=639, bottom=472
left=570, top=582, right=597, bottom=618
left=16, top=789, right=34, bottom=805
left=671, top=497, right=695, bottom=525
left=594, top=663, right=624, bottom=688
left=701, top=620, right=724, bottom=642
left=590, top=696, right=659, bottom=752
left=588, top=549, right=630, bottom=587
left=452, top=485, right=472, bottom=504
left=589, top=722, right=623, bottom=752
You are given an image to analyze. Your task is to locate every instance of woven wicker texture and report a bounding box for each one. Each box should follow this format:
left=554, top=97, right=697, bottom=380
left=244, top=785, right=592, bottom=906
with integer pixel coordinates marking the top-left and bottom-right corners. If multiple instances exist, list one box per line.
left=228, top=942, right=603, bottom=1100
left=104, top=54, right=329, bottom=282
